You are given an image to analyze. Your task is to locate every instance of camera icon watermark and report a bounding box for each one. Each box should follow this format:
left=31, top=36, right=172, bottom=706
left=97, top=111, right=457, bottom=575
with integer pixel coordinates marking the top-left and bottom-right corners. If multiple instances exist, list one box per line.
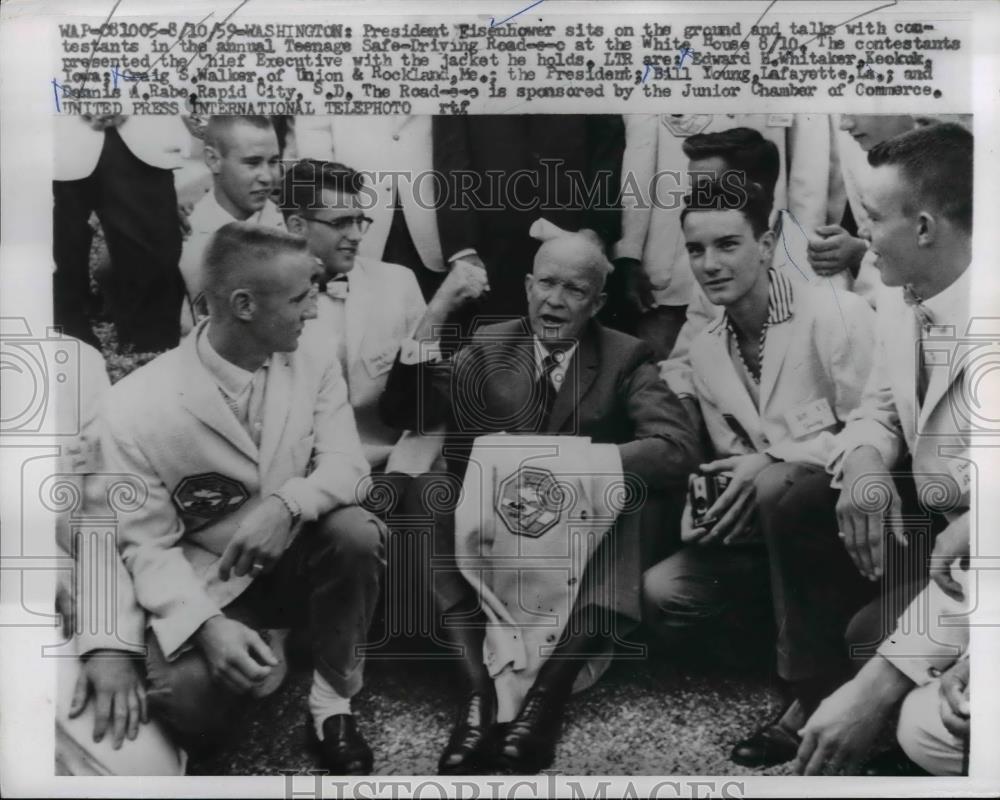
left=0, top=317, right=81, bottom=436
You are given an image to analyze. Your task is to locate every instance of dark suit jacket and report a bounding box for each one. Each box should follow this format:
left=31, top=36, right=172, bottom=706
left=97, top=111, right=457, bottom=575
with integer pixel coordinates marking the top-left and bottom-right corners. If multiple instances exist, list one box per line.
left=382, top=317, right=696, bottom=622
left=432, top=115, right=625, bottom=322
left=381, top=318, right=697, bottom=490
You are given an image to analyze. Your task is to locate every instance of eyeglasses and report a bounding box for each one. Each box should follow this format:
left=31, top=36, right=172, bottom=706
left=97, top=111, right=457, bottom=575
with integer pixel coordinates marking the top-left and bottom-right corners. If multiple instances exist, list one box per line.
left=306, top=214, right=373, bottom=234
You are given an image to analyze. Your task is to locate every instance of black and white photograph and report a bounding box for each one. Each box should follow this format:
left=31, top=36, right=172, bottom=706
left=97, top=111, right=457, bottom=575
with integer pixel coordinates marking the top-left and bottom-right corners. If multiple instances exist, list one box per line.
left=1, top=1, right=997, bottom=797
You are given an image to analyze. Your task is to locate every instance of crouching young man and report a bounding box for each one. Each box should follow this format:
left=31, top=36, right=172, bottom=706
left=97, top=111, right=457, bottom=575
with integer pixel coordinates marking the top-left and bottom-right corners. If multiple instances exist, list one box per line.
left=101, top=223, right=385, bottom=774
left=640, top=177, right=877, bottom=766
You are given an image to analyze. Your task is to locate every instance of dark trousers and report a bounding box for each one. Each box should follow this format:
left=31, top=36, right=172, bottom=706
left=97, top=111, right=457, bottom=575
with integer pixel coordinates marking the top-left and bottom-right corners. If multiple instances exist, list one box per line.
left=382, top=201, right=447, bottom=303
left=144, top=506, right=385, bottom=748
left=761, top=461, right=939, bottom=696
left=53, top=127, right=184, bottom=352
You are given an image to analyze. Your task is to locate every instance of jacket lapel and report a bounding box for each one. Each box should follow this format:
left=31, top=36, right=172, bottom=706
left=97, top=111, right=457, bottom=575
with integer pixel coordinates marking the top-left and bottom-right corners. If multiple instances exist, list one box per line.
left=702, top=326, right=762, bottom=444
left=177, top=324, right=258, bottom=463
left=344, top=259, right=369, bottom=364
left=257, top=352, right=294, bottom=477
left=547, top=323, right=600, bottom=432
left=759, top=316, right=794, bottom=417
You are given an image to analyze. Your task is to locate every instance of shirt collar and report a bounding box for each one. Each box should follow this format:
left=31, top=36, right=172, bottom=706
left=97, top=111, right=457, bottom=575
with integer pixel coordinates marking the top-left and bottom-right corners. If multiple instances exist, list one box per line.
left=713, top=268, right=795, bottom=336
left=532, top=336, right=577, bottom=376
left=906, top=265, right=970, bottom=330
left=196, top=323, right=263, bottom=398
left=204, top=187, right=274, bottom=228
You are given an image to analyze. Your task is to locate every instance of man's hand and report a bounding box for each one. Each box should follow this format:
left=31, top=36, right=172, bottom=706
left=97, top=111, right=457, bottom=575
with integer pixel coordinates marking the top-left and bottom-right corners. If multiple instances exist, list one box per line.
left=450, top=252, right=486, bottom=271
left=807, top=225, right=868, bottom=277
left=217, top=496, right=293, bottom=581
left=431, top=259, right=490, bottom=316
left=836, top=446, right=906, bottom=581
left=193, top=615, right=278, bottom=694
left=68, top=651, right=148, bottom=750
left=615, top=257, right=655, bottom=315
left=689, top=453, right=773, bottom=545
left=930, top=514, right=970, bottom=602
left=793, top=657, right=912, bottom=775
left=938, top=657, right=970, bottom=740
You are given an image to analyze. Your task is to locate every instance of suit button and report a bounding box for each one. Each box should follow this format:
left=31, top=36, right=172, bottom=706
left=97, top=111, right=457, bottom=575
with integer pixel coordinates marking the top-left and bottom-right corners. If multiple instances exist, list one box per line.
left=579, top=510, right=588, bottom=520
left=392, top=134, right=400, bottom=141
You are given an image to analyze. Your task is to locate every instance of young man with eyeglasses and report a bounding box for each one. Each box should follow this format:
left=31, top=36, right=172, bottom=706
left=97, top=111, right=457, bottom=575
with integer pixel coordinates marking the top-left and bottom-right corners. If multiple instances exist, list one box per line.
left=179, top=115, right=285, bottom=334
left=279, top=161, right=487, bottom=659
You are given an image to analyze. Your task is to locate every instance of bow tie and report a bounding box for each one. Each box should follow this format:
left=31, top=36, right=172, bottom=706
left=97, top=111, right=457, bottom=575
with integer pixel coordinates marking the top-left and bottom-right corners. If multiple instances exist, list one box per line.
left=326, top=276, right=349, bottom=300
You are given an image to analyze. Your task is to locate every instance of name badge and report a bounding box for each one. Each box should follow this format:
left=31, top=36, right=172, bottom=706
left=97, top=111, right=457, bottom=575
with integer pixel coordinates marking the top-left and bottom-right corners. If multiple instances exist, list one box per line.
left=363, top=343, right=398, bottom=379
left=767, top=114, right=794, bottom=128
left=785, top=398, right=837, bottom=439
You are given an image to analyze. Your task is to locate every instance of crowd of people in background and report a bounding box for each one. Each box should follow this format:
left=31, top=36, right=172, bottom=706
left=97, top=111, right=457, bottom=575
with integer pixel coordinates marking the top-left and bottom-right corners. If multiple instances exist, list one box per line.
left=52, top=112, right=973, bottom=778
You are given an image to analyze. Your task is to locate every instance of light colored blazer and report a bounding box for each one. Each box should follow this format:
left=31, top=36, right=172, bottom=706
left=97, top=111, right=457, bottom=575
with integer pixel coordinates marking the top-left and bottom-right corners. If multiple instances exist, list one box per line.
left=619, top=113, right=834, bottom=307
left=101, top=321, right=369, bottom=658
left=54, top=115, right=191, bottom=181
left=827, top=272, right=972, bottom=524
left=304, top=257, right=443, bottom=475
left=291, top=115, right=446, bottom=272
left=878, top=570, right=968, bottom=685
left=55, top=340, right=145, bottom=656
left=691, top=280, right=876, bottom=466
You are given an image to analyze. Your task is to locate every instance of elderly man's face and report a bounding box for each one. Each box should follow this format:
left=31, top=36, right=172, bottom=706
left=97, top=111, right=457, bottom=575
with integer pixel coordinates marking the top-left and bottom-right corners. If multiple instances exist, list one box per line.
left=525, top=244, right=606, bottom=344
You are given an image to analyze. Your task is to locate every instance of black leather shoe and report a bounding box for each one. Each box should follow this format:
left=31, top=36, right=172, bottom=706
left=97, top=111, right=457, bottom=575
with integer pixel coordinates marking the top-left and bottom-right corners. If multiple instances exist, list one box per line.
left=862, top=747, right=930, bottom=776
left=316, top=715, right=374, bottom=775
left=438, top=690, right=498, bottom=775
left=730, top=721, right=801, bottom=768
left=492, top=687, right=565, bottom=774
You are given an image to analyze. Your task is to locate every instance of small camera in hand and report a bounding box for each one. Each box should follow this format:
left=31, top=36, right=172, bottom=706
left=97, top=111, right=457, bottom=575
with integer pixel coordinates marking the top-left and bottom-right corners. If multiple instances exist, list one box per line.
left=689, top=473, right=731, bottom=529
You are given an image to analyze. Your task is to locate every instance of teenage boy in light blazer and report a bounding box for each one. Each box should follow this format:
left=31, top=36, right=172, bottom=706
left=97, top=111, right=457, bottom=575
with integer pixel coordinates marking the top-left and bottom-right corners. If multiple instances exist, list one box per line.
left=641, top=176, right=876, bottom=762
left=734, top=123, right=974, bottom=771
left=101, top=223, right=385, bottom=774
left=784, top=122, right=974, bottom=775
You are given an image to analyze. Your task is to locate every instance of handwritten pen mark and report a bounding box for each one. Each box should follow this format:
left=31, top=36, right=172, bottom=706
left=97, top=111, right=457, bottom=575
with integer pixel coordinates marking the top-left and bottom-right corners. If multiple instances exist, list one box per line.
left=77, top=0, right=123, bottom=95
left=738, top=0, right=778, bottom=48
left=182, top=0, right=252, bottom=71
left=490, top=0, right=546, bottom=29
left=773, top=0, right=898, bottom=63
left=641, top=64, right=650, bottom=83
left=780, top=208, right=849, bottom=336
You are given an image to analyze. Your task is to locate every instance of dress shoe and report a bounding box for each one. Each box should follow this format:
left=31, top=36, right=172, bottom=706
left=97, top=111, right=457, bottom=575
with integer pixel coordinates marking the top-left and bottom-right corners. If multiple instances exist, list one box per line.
left=316, top=714, right=373, bottom=775
left=730, top=720, right=801, bottom=768
left=492, top=686, right=565, bottom=774
left=438, top=689, right=497, bottom=775
left=861, top=747, right=930, bottom=776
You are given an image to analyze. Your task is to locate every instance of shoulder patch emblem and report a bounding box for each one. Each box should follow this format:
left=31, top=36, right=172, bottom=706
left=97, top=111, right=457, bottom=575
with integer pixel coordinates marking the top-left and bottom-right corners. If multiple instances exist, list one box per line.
left=496, top=466, right=565, bottom=539
left=172, top=473, right=249, bottom=530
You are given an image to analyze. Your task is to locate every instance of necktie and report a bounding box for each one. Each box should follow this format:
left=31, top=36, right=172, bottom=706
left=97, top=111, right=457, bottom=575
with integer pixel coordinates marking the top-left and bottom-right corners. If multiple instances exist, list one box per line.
left=535, top=352, right=560, bottom=431
left=903, top=285, right=932, bottom=408
left=246, top=362, right=268, bottom=449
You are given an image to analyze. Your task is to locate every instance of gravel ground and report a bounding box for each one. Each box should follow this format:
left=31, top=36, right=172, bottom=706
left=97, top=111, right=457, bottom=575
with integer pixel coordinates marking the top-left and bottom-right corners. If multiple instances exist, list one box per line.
left=185, top=639, right=798, bottom=777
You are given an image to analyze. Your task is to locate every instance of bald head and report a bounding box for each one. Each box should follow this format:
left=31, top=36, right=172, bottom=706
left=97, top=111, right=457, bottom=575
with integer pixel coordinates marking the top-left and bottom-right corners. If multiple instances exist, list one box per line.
left=532, top=230, right=612, bottom=292
left=526, top=229, right=610, bottom=343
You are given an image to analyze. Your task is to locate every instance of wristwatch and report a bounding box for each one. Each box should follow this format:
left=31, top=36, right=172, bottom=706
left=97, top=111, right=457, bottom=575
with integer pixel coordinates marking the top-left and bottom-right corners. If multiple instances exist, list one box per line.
left=272, top=490, right=302, bottom=525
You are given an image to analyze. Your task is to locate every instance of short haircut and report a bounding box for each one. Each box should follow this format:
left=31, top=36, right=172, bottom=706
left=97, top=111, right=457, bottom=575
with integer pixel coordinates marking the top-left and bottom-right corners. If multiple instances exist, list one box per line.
left=278, top=159, right=366, bottom=219
left=867, top=122, right=973, bottom=232
left=205, top=115, right=274, bottom=155
left=682, top=127, right=781, bottom=200
left=202, top=222, right=309, bottom=302
left=680, top=175, right=772, bottom=238
left=534, top=228, right=614, bottom=290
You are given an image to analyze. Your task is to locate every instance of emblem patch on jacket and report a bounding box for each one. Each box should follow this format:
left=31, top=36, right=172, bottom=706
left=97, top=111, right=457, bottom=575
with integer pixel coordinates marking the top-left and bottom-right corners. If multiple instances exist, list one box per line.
left=496, top=466, right=564, bottom=538
left=172, top=473, right=249, bottom=529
